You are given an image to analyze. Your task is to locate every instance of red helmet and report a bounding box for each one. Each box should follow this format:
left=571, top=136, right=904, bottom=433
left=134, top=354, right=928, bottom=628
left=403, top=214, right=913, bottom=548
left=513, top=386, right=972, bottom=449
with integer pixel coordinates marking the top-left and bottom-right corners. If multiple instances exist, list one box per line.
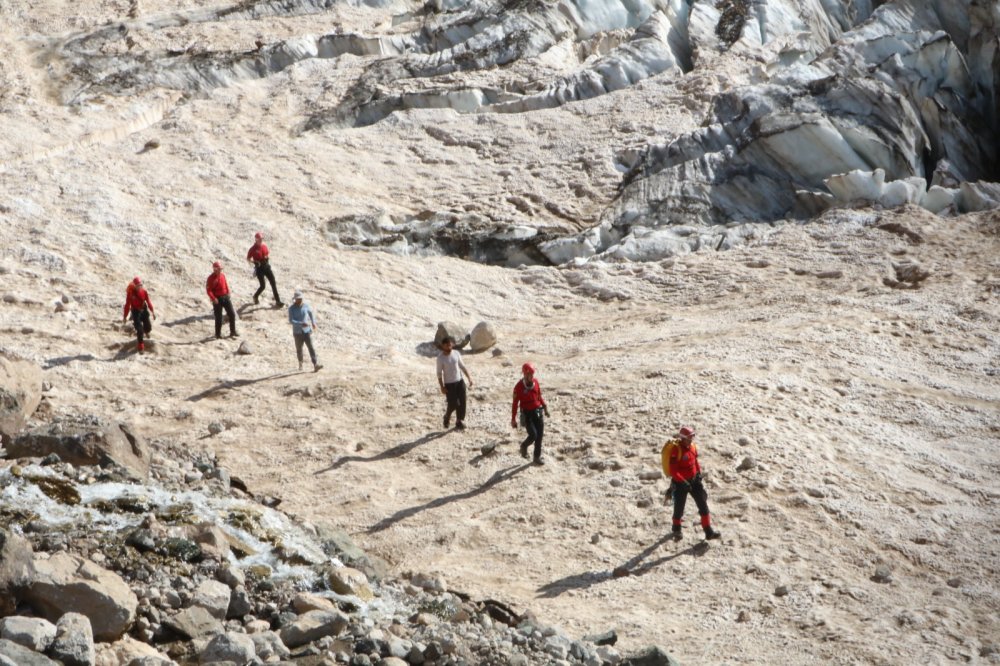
left=212, top=261, right=222, bottom=269
left=679, top=426, right=695, bottom=439
left=522, top=362, right=536, bottom=374
left=254, top=232, right=263, bottom=240
left=132, top=276, right=142, bottom=285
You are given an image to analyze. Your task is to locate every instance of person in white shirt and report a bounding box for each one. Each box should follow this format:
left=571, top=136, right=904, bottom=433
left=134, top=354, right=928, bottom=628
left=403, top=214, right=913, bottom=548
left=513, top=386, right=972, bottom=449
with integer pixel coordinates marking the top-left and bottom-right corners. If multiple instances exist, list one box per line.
left=436, top=336, right=474, bottom=430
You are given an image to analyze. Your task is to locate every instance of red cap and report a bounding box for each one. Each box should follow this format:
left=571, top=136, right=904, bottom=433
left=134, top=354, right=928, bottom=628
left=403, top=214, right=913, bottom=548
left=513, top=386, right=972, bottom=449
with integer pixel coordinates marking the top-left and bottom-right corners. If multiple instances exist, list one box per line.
left=679, top=426, right=695, bottom=439
left=522, top=362, right=536, bottom=374
left=132, top=276, right=142, bottom=285
left=254, top=232, right=263, bottom=240
left=212, top=261, right=222, bottom=269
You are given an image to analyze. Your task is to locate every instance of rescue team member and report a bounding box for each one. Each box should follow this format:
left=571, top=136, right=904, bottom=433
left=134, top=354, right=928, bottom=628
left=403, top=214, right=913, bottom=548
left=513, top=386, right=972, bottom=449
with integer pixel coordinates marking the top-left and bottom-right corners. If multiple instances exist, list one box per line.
left=662, top=426, right=721, bottom=541
left=122, top=276, right=155, bottom=352
left=246, top=231, right=283, bottom=307
left=436, top=336, right=473, bottom=430
left=511, top=362, right=549, bottom=465
left=206, top=261, right=238, bottom=339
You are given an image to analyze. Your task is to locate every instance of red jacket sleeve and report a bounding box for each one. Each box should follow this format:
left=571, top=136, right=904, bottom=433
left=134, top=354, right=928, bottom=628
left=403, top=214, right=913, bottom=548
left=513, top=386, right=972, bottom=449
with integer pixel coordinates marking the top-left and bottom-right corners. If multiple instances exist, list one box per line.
left=143, top=290, right=154, bottom=315
left=123, top=286, right=132, bottom=318
left=206, top=275, right=215, bottom=300
left=511, top=384, right=520, bottom=420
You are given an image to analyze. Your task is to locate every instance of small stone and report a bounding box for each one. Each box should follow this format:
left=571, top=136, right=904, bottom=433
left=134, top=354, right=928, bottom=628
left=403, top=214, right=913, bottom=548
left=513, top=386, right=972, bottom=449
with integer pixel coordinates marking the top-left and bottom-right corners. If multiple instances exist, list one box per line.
left=737, top=436, right=751, bottom=446
left=736, top=456, right=756, bottom=472
left=207, top=422, right=225, bottom=436
left=946, top=577, right=963, bottom=588
left=491, top=348, right=504, bottom=357
left=737, top=610, right=751, bottom=623
left=872, top=566, right=893, bottom=584
left=774, top=585, right=790, bottom=597
left=236, top=341, right=252, bottom=355
left=590, top=534, right=600, bottom=544
left=480, top=442, right=497, bottom=456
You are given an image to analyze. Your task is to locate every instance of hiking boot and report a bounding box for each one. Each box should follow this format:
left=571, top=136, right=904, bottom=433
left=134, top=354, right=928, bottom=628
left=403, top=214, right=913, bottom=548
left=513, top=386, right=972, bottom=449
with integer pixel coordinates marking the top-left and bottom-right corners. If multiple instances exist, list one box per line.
left=230, top=332, right=239, bottom=338
left=519, top=442, right=529, bottom=459
left=671, top=525, right=682, bottom=541
left=137, top=342, right=145, bottom=352
left=313, top=363, right=323, bottom=372
left=276, top=301, right=284, bottom=307
left=298, top=361, right=303, bottom=371
left=443, top=415, right=450, bottom=429
left=704, top=526, right=721, bottom=540
left=455, top=421, right=466, bottom=431
left=532, top=456, right=545, bottom=466
left=253, top=295, right=259, bottom=305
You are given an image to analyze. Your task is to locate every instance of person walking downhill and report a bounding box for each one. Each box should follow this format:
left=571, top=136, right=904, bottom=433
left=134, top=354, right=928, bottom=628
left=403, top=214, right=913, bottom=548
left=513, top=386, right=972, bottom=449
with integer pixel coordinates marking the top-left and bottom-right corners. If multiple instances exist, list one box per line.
left=246, top=231, right=283, bottom=307
left=122, top=276, right=155, bottom=353
left=206, top=261, right=238, bottom=339
left=662, top=426, right=721, bottom=541
left=287, top=289, right=322, bottom=372
left=436, top=336, right=473, bottom=430
left=511, top=362, right=549, bottom=465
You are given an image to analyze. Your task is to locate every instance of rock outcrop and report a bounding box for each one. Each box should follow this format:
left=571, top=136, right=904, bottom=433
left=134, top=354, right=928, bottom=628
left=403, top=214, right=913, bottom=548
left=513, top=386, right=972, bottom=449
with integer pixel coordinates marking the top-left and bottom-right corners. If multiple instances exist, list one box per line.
left=8, top=417, right=151, bottom=480
left=0, top=353, right=42, bottom=442
left=0, top=529, right=34, bottom=616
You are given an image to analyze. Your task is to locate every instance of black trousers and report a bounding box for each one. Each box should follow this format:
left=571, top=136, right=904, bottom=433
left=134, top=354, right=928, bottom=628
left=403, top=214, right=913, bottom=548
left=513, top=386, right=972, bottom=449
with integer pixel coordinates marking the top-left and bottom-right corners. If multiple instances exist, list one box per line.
left=130, top=309, right=151, bottom=344
left=444, top=379, right=467, bottom=424
left=520, top=408, right=545, bottom=460
left=212, top=296, right=237, bottom=337
left=253, top=262, right=280, bottom=303
left=672, top=477, right=711, bottom=526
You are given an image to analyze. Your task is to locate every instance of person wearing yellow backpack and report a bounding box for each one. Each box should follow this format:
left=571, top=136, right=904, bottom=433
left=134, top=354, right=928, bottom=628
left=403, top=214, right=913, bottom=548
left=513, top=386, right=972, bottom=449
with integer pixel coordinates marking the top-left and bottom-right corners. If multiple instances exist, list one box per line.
left=662, top=426, right=721, bottom=541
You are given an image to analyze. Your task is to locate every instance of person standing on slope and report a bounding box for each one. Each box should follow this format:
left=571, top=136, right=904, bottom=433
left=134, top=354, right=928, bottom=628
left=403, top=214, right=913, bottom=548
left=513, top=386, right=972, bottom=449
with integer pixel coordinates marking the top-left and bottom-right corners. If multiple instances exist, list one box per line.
left=246, top=231, right=283, bottom=307
left=206, top=261, right=238, bottom=339
left=511, top=362, right=549, bottom=465
left=122, top=276, right=155, bottom=353
left=436, top=336, right=473, bottom=430
left=662, top=426, right=721, bottom=541
left=287, top=289, right=322, bottom=372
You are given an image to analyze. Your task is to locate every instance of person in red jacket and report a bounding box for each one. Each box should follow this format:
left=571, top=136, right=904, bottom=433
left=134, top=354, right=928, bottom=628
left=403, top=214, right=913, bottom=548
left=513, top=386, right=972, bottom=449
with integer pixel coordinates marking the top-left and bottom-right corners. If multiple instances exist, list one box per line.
left=206, top=261, right=238, bottom=339
left=662, top=426, right=721, bottom=541
left=511, top=362, right=550, bottom=465
left=122, top=276, right=155, bottom=352
left=246, top=232, right=283, bottom=307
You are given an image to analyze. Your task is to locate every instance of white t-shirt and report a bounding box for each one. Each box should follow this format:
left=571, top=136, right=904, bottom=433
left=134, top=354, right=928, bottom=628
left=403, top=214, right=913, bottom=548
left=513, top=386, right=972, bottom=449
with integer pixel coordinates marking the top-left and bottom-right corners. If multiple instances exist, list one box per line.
left=436, top=351, right=467, bottom=384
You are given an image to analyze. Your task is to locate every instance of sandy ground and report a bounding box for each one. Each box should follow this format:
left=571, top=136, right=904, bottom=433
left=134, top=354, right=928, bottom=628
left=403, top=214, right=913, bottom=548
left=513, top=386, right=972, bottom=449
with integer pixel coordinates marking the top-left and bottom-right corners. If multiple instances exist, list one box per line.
left=2, top=1, right=1000, bottom=663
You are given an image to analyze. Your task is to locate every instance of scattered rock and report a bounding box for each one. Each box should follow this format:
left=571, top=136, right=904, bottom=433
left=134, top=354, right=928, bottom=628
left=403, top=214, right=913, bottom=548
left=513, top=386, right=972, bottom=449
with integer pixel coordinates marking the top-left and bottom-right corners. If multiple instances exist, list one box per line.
left=199, top=631, right=255, bottom=664
left=207, top=422, right=225, bottom=436
left=162, top=606, right=221, bottom=640
left=236, top=341, right=252, bottom=355
left=815, top=270, right=843, bottom=279
left=479, top=442, right=497, bottom=456
left=277, top=610, right=348, bottom=649
left=469, top=321, right=497, bottom=352
left=582, top=629, right=618, bottom=646
left=190, top=579, right=231, bottom=620
left=0, top=529, right=34, bottom=615
left=737, top=436, right=751, bottom=447
left=0, top=616, right=57, bottom=652
left=774, top=585, right=790, bottom=597
left=736, top=456, right=756, bottom=472
left=0, top=638, right=60, bottom=665
left=872, top=566, right=893, bottom=584
left=434, top=322, right=469, bottom=349
left=327, top=567, right=373, bottom=601
left=737, top=610, right=751, bottom=623
left=622, top=645, right=682, bottom=665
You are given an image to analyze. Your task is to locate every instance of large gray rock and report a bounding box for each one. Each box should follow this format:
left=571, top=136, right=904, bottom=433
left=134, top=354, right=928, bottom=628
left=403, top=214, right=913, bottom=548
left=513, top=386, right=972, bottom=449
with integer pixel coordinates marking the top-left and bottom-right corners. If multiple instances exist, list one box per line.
left=93, top=636, right=168, bottom=666
left=0, top=616, right=56, bottom=652
left=622, top=645, right=681, bottom=666
left=190, top=580, right=231, bottom=620
left=316, top=525, right=389, bottom=581
left=468, top=321, right=497, bottom=353
left=0, top=638, right=59, bottom=666
left=50, top=612, right=95, bottom=666
left=162, top=606, right=222, bottom=640
left=24, top=552, right=138, bottom=641
left=199, top=631, right=255, bottom=665
left=8, top=417, right=150, bottom=480
left=277, top=610, right=348, bottom=649
left=0, top=529, right=34, bottom=615
left=0, top=353, right=42, bottom=442
left=434, top=322, right=469, bottom=349
left=249, top=631, right=290, bottom=661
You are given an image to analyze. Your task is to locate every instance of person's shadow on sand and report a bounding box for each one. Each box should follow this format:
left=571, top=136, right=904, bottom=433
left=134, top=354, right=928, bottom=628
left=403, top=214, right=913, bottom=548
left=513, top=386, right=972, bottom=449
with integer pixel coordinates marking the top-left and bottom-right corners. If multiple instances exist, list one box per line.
left=314, top=431, right=451, bottom=474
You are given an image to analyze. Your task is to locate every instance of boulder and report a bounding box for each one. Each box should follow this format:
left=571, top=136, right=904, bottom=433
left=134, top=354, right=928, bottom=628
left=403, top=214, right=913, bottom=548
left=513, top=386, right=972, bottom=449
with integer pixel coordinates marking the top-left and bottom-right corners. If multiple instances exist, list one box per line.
left=50, top=612, right=95, bottom=666
left=0, top=638, right=59, bottom=666
left=190, top=580, right=231, bottom=620
left=316, top=525, right=389, bottom=581
left=0, top=529, right=34, bottom=616
left=0, top=353, right=42, bottom=442
left=469, top=321, right=497, bottom=352
left=8, top=418, right=150, bottom=480
left=622, top=646, right=681, bottom=666
left=434, top=322, right=469, bottom=349
left=24, top=552, right=138, bottom=641
left=327, top=567, right=373, bottom=601
left=0, top=616, right=56, bottom=652
left=162, top=606, right=221, bottom=640
left=277, top=610, right=348, bottom=649
left=199, top=631, right=255, bottom=665
left=290, top=592, right=336, bottom=614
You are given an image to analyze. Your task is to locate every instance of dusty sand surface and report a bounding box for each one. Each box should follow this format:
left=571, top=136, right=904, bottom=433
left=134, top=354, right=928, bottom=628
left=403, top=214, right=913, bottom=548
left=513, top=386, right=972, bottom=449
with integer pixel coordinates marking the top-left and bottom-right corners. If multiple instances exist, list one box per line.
left=2, top=1, right=1000, bottom=663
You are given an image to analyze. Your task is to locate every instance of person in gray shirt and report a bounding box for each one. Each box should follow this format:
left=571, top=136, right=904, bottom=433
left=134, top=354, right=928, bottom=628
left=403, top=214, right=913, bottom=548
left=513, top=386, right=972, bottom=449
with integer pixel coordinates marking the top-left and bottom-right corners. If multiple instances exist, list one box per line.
left=287, top=289, right=323, bottom=372
left=436, top=336, right=473, bottom=430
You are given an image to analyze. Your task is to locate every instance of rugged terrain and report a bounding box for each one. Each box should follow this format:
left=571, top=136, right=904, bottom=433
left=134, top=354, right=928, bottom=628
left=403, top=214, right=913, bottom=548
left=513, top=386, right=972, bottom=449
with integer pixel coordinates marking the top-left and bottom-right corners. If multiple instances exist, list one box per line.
left=2, top=0, right=999, bottom=664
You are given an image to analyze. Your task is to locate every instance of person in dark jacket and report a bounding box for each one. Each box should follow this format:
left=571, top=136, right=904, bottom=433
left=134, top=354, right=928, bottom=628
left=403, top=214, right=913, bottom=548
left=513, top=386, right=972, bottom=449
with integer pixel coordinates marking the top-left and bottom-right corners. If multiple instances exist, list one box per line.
left=662, top=426, right=721, bottom=541
left=511, top=362, right=549, bottom=465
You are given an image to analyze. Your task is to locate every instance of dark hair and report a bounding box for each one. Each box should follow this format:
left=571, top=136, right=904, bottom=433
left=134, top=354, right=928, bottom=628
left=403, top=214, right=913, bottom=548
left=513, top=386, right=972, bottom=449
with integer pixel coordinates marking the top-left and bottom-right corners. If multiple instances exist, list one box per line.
left=441, top=336, right=454, bottom=345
